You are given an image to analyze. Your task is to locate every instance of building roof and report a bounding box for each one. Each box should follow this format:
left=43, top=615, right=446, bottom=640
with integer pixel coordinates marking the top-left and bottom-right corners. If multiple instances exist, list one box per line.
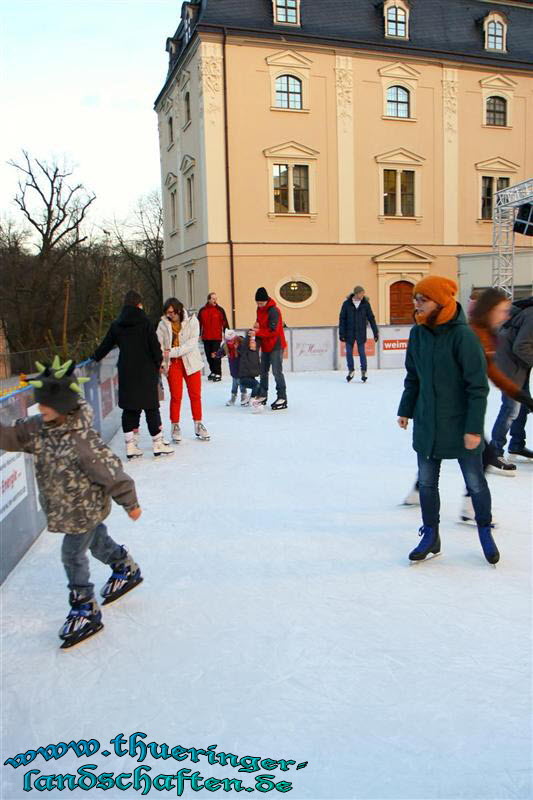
left=197, top=0, right=533, bottom=68
left=156, top=0, right=533, bottom=106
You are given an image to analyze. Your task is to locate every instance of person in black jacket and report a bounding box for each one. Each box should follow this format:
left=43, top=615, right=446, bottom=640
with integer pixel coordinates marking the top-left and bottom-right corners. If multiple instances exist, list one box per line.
left=338, top=285, right=379, bottom=382
left=92, top=290, right=173, bottom=458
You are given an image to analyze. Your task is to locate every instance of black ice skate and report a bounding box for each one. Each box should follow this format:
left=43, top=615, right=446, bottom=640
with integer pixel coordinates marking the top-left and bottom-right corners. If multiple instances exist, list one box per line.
left=361, top=371, right=368, bottom=382
left=271, top=397, right=288, bottom=411
left=508, top=445, right=533, bottom=461
left=346, top=371, right=355, bottom=382
left=59, top=592, right=103, bottom=649
left=101, top=549, right=143, bottom=605
left=409, top=526, right=441, bottom=562
left=478, top=526, right=500, bottom=565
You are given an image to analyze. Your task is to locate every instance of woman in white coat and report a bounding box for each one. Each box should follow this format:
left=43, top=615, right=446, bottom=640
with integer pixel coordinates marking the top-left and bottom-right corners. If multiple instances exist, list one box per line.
left=156, top=298, right=210, bottom=441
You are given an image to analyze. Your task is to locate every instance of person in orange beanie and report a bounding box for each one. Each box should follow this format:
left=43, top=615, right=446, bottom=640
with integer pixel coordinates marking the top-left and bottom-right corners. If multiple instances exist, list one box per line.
left=397, top=276, right=500, bottom=565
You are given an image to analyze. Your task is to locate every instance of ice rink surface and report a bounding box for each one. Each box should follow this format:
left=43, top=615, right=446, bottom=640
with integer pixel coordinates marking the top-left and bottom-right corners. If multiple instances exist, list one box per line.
left=1, top=369, right=532, bottom=800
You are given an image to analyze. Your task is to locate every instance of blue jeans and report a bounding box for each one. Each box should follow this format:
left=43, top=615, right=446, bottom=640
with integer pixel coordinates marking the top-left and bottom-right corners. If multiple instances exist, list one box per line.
left=259, top=348, right=286, bottom=399
left=61, top=523, right=123, bottom=597
left=346, top=339, right=367, bottom=372
left=490, top=392, right=521, bottom=456
left=417, top=452, right=492, bottom=528
left=509, top=402, right=529, bottom=450
left=240, top=377, right=259, bottom=396
left=231, top=376, right=240, bottom=395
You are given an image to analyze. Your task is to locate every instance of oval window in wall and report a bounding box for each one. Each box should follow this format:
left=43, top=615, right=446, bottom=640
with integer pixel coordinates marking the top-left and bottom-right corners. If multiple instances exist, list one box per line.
left=279, top=280, right=313, bottom=304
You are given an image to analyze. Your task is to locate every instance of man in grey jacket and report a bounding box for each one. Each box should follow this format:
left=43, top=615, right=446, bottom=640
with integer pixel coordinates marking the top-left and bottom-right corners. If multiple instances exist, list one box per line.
left=489, top=298, right=533, bottom=470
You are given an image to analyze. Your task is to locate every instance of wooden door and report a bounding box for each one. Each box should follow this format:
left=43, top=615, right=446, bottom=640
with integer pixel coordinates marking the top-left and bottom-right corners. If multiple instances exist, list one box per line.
left=390, top=281, right=414, bottom=324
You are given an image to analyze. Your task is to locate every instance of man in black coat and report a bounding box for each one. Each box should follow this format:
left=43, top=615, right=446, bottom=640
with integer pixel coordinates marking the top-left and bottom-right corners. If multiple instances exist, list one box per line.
left=338, top=285, right=379, bottom=382
left=92, top=290, right=173, bottom=458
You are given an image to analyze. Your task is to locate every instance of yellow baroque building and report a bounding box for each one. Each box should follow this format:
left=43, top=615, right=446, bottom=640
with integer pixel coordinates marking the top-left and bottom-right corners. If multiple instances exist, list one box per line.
left=155, top=0, right=533, bottom=328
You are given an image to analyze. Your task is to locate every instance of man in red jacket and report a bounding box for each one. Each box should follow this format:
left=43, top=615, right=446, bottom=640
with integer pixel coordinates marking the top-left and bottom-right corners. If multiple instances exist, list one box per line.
left=198, top=292, right=229, bottom=382
left=253, top=287, right=287, bottom=410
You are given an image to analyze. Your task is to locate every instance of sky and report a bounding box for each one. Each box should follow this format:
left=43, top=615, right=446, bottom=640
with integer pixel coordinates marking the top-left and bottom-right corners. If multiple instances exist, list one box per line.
left=0, top=0, right=180, bottom=234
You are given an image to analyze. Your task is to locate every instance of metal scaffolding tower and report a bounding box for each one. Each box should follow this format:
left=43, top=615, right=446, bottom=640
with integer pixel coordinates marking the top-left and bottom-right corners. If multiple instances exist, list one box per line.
left=492, top=178, right=533, bottom=298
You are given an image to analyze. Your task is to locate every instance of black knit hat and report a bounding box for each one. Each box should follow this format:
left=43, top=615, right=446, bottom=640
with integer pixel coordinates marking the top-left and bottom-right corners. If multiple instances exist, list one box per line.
left=255, top=287, right=269, bottom=302
left=28, top=357, right=89, bottom=414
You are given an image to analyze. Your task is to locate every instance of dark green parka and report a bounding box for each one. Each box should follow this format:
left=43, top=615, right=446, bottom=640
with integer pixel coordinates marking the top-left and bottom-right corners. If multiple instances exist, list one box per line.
left=397, top=305, right=489, bottom=459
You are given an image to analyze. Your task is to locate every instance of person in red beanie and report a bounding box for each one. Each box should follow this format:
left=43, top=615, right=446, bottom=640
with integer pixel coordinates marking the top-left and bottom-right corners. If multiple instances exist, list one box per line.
left=397, top=276, right=500, bottom=565
left=198, top=292, right=229, bottom=382
left=252, top=287, right=287, bottom=410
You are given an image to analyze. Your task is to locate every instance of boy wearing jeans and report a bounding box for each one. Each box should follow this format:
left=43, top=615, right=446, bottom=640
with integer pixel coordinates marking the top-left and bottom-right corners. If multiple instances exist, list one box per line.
left=0, top=357, right=143, bottom=648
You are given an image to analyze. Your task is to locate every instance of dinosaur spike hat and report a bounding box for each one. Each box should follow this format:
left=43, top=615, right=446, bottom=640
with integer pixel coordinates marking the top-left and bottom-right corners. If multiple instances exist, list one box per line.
left=28, top=357, right=90, bottom=413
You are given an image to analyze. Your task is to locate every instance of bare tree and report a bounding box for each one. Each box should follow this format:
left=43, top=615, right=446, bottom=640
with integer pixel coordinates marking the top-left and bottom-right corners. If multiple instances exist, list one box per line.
left=4, top=152, right=97, bottom=349
left=111, top=190, right=163, bottom=321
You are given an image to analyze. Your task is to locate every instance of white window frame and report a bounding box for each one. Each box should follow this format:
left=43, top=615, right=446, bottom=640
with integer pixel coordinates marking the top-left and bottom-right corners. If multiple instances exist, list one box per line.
left=266, top=51, right=312, bottom=112
left=264, top=142, right=319, bottom=218
left=475, top=158, right=519, bottom=222
left=480, top=75, right=515, bottom=128
left=274, top=74, right=303, bottom=110
left=275, top=275, right=318, bottom=309
left=483, top=12, right=507, bottom=52
left=385, top=85, right=411, bottom=119
left=384, top=0, right=410, bottom=40
left=375, top=148, right=425, bottom=221
left=272, top=0, right=300, bottom=27
left=379, top=63, right=419, bottom=121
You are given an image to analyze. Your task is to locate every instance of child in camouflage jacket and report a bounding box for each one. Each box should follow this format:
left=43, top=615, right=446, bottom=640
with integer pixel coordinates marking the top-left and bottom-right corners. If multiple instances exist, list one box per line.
left=0, top=358, right=143, bottom=648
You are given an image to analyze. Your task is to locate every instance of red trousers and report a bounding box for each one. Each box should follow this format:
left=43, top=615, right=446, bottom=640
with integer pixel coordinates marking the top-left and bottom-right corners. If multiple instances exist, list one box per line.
left=167, top=359, right=202, bottom=422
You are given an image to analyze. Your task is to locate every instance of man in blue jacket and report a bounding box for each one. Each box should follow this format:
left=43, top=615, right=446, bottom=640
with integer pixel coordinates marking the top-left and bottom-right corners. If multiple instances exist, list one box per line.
left=338, top=285, right=379, bottom=382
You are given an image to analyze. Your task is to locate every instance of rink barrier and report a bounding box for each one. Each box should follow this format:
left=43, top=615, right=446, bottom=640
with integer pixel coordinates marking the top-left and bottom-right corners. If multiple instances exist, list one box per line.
left=0, top=353, right=121, bottom=585
left=223, top=325, right=412, bottom=372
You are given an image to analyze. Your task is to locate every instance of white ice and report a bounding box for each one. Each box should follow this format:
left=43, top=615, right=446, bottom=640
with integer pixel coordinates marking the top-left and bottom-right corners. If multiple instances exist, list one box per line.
left=1, top=369, right=532, bottom=800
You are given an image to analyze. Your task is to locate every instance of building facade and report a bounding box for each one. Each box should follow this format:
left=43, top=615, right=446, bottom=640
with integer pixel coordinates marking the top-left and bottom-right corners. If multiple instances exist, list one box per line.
left=155, top=0, right=533, bottom=328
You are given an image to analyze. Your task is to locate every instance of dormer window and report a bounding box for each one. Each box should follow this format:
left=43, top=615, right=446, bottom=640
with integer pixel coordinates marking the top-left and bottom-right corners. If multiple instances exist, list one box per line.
left=183, top=14, right=191, bottom=45
left=384, top=0, right=409, bottom=39
left=484, top=12, right=507, bottom=52
left=273, top=0, right=300, bottom=26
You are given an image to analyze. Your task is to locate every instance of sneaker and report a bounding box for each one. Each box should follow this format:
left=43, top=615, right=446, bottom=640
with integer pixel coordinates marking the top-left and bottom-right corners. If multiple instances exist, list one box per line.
left=271, top=397, right=288, bottom=411
left=125, top=439, right=143, bottom=459
left=171, top=423, right=182, bottom=442
left=101, top=549, right=143, bottom=604
left=361, top=371, right=368, bottom=383
left=346, top=371, right=355, bottom=382
left=195, top=421, right=210, bottom=440
left=226, top=394, right=237, bottom=406
left=487, top=455, right=517, bottom=476
left=508, top=446, right=533, bottom=461
left=153, top=435, right=174, bottom=456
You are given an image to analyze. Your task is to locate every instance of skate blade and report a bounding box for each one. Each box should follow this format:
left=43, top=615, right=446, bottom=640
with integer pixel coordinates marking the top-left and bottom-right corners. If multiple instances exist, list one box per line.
left=126, top=454, right=143, bottom=460
left=60, top=622, right=104, bottom=649
left=409, top=552, right=442, bottom=565
left=102, top=576, right=143, bottom=606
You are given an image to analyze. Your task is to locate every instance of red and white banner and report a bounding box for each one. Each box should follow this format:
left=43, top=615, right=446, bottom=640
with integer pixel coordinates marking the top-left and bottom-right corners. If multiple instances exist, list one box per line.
left=0, top=451, right=28, bottom=523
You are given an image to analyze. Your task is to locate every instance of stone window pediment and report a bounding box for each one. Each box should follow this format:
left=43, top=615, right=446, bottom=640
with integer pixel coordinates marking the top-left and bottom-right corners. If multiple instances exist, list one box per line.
left=178, top=70, right=191, bottom=91
left=475, top=157, right=518, bottom=173
left=378, top=62, right=420, bottom=81
left=479, top=74, right=517, bottom=91
left=180, top=155, right=196, bottom=174
left=266, top=50, right=312, bottom=69
left=264, top=141, right=319, bottom=160
left=165, top=172, right=178, bottom=188
left=375, top=148, right=425, bottom=166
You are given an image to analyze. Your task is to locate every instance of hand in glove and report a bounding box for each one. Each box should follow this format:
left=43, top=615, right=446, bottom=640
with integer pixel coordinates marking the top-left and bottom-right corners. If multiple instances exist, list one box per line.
left=517, top=390, right=533, bottom=411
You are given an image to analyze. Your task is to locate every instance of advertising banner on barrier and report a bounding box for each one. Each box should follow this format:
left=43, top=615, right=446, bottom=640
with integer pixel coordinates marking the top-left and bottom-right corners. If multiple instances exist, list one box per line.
left=379, top=326, right=412, bottom=368
left=338, top=328, right=379, bottom=371
left=291, top=328, right=335, bottom=371
left=0, top=451, right=28, bottom=522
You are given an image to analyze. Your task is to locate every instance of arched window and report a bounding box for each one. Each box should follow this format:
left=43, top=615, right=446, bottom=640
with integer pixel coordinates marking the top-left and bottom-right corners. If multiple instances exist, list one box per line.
left=275, top=75, right=303, bottom=109
left=386, top=5, right=407, bottom=37
left=386, top=86, right=410, bottom=118
left=484, top=13, right=507, bottom=51
left=487, top=20, right=504, bottom=50
left=486, top=96, right=507, bottom=126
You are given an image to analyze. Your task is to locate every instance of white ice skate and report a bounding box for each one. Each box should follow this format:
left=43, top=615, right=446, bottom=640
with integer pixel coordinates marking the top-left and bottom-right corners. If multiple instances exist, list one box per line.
left=195, top=421, right=210, bottom=441
left=125, top=439, right=143, bottom=459
left=171, top=423, right=182, bottom=442
left=402, top=485, right=420, bottom=506
left=152, top=435, right=174, bottom=456
left=459, top=495, right=498, bottom=528
left=226, top=394, right=237, bottom=406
